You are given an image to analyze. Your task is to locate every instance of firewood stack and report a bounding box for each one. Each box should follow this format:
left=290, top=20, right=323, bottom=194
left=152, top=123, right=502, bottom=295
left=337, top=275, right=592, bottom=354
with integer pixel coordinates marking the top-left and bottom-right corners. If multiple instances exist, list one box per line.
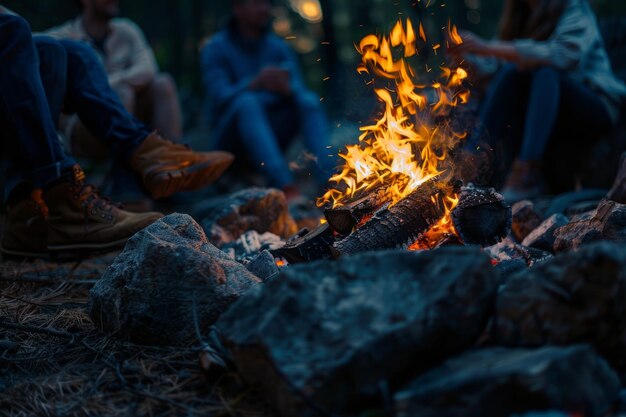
left=273, top=182, right=511, bottom=263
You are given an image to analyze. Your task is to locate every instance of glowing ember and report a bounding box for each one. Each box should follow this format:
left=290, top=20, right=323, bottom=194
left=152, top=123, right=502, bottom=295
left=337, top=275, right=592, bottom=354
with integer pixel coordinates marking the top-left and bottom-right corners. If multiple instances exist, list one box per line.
left=318, top=17, right=470, bottom=249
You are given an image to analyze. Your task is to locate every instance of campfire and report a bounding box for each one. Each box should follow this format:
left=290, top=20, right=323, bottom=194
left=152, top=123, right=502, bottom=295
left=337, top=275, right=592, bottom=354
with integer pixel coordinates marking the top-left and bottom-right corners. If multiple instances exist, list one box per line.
left=275, top=18, right=510, bottom=263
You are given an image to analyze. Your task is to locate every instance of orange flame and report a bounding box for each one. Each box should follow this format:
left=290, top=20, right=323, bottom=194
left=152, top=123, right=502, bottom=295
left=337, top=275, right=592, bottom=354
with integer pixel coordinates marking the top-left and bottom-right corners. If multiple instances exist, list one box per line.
left=318, top=17, right=470, bottom=247
left=448, top=19, right=464, bottom=46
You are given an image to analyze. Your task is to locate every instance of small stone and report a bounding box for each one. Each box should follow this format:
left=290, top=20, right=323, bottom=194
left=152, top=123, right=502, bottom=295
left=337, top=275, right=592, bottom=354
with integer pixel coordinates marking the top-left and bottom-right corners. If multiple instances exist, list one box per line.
left=486, top=237, right=552, bottom=268
left=521, top=213, right=569, bottom=253
left=245, top=250, right=280, bottom=281
left=511, top=200, right=543, bottom=242
left=394, top=345, right=620, bottom=417
left=89, top=214, right=261, bottom=345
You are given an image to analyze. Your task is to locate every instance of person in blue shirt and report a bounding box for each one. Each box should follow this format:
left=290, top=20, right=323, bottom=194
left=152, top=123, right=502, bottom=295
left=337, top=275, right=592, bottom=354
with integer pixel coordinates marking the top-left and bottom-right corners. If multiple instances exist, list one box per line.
left=200, top=0, right=333, bottom=198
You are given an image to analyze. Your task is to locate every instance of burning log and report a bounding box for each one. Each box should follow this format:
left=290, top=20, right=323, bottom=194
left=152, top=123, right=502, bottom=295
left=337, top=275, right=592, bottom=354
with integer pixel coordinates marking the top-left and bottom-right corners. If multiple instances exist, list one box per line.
left=323, top=187, right=389, bottom=235
left=332, top=180, right=447, bottom=256
left=333, top=184, right=511, bottom=256
left=450, top=185, right=511, bottom=246
left=271, top=223, right=338, bottom=264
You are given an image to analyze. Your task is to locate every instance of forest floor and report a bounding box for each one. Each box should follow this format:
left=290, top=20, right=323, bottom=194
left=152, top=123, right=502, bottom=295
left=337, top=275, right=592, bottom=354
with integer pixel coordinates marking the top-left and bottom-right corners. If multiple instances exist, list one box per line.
left=0, top=251, right=275, bottom=417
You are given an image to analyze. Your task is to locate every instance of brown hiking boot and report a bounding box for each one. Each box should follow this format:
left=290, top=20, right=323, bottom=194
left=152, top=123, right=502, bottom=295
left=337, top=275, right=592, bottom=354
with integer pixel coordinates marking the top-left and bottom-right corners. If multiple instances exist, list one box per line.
left=130, top=132, right=234, bottom=199
left=45, top=165, right=163, bottom=252
left=0, top=190, right=49, bottom=258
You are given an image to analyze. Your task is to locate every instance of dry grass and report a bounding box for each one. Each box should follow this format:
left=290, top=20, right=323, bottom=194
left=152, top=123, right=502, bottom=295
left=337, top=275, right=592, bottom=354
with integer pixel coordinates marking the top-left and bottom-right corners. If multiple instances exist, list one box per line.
left=0, top=255, right=275, bottom=417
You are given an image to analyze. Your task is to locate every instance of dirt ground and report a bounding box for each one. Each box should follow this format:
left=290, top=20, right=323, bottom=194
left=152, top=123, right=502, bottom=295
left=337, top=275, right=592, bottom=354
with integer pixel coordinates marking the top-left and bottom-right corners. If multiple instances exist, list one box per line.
left=0, top=252, right=275, bottom=417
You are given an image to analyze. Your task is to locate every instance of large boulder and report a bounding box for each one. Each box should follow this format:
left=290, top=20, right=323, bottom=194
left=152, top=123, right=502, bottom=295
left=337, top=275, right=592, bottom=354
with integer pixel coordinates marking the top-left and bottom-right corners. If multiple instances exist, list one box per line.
left=394, top=345, right=620, bottom=417
left=89, top=214, right=261, bottom=345
left=213, top=246, right=498, bottom=417
left=490, top=242, right=626, bottom=371
left=199, top=188, right=298, bottom=246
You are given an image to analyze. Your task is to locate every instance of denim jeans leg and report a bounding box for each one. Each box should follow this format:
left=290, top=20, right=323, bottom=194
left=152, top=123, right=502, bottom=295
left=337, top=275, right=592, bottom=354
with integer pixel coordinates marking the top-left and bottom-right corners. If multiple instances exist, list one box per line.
left=468, top=64, right=529, bottom=152
left=33, top=36, right=68, bottom=124
left=0, top=15, right=76, bottom=201
left=59, top=40, right=151, bottom=162
left=229, top=92, right=295, bottom=187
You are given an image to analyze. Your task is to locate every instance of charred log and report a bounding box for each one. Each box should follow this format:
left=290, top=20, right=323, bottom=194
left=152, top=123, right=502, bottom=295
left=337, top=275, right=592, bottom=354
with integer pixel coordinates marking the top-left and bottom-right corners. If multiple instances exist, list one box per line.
left=323, top=187, right=389, bottom=235
left=271, top=223, right=338, bottom=264
left=451, top=185, right=511, bottom=246
left=333, top=184, right=511, bottom=256
left=332, top=180, right=445, bottom=256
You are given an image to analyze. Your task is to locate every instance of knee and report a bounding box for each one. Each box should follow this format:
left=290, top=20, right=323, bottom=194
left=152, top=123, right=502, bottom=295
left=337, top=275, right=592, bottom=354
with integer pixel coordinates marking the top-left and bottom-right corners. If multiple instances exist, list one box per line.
left=497, top=63, right=525, bottom=83
left=33, top=36, right=67, bottom=65
left=59, top=39, right=99, bottom=63
left=150, top=73, right=178, bottom=99
left=2, top=14, right=32, bottom=44
left=232, top=91, right=262, bottom=112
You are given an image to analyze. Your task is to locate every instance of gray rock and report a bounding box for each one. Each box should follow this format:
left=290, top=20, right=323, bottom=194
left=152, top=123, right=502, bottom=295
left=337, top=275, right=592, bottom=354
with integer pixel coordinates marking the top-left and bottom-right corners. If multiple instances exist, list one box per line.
left=199, top=188, right=298, bottom=247
left=89, top=214, right=261, bottom=345
left=214, top=246, right=498, bottom=417
left=394, top=345, right=620, bottom=417
left=245, top=250, right=280, bottom=281
left=554, top=199, right=626, bottom=251
left=511, top=200, right=543, bottom=242
left=491, top=242, right=626, bottom=371
left=521, top=213, right=569, bottom=253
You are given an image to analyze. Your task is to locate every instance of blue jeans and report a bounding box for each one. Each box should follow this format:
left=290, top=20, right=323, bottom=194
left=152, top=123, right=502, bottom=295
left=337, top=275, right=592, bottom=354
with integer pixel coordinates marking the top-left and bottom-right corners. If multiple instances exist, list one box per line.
left=210, top=90, right=333, bottom=188
left=1, top=15, right=151, bottom=202
left=0, top=15, right=76, bottom=199
left=468, top=64, right=613, bottom=177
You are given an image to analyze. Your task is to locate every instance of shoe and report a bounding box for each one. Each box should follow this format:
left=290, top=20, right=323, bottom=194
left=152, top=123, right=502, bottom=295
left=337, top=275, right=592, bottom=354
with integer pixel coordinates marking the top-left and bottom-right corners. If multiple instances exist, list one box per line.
left=500, top=159, right=543, bottom=203
left=0, top=190, right=49, bottom=258
left=130, top=132, right=234, bottom=199
left=44, top=165, right=163, bottom=252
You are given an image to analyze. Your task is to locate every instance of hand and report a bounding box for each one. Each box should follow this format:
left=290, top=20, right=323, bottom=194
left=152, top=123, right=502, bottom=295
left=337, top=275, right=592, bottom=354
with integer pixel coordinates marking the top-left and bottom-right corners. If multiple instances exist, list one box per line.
left=251, top=67, right=291, bottom=95
left=449, top=30, right=491, bottom=56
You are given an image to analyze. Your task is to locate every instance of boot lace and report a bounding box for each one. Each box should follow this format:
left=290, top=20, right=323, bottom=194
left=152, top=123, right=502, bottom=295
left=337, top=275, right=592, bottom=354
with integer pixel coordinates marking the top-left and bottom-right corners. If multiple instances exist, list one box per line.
left=73, top=183, right=122, bottom=223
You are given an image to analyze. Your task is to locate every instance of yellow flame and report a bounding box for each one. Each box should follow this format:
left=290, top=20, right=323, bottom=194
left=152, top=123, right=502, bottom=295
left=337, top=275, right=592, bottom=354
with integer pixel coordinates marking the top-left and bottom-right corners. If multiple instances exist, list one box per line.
left=319, top=18, right=469, bottom=244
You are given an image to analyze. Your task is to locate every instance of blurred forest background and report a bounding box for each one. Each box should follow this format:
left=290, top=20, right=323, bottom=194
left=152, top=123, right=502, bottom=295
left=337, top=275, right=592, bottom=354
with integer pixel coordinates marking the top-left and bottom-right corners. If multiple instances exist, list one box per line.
left=5, top=0, right=626, bottom=132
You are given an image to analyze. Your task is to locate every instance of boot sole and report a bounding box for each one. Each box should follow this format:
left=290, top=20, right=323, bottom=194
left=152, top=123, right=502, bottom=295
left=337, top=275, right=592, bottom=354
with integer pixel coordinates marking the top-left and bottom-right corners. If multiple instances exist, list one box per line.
left=145, top=158, right=233, bottom=199
left=0, top=244, right=50, bottom=260
left=47, top=236, right=129, bottom=252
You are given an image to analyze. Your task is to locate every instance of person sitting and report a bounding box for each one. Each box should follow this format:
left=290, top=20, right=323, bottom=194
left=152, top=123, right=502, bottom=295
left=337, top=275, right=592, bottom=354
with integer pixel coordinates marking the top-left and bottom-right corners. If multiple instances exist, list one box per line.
left=453, top=0, right=626, bottom=202
left=0, top=12, right=233, bottom=258
left=200, top=0, right=333, bottom=199
left=46, top=0, right=182, bottom=142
